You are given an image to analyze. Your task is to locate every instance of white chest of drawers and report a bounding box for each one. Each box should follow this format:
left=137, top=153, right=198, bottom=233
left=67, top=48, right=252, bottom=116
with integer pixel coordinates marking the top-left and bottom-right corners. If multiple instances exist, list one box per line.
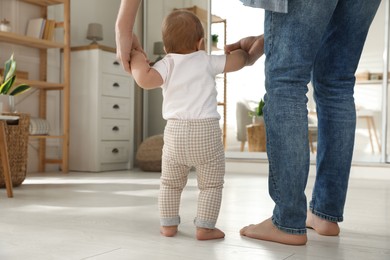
left=69, top=45, right=134, bottom=172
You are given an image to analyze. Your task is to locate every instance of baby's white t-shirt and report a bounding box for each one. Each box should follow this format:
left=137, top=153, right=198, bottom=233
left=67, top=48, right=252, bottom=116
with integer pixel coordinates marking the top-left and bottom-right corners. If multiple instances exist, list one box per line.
left=153, top=51, right=226, bottom=120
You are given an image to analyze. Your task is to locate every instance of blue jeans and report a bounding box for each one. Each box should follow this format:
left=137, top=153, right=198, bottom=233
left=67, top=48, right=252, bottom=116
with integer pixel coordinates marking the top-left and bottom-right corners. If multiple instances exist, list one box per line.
left=263, top=0, right=380, bottom=234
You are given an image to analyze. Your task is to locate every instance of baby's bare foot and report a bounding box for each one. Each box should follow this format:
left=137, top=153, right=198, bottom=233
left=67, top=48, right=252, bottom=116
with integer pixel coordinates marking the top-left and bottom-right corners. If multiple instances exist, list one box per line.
left=240, top=217, right=307, bottom=246
left=196, top=227, right=225, bottom=240
left=160, top=226, right=178, bottom=237
left=306, top=211, right=340, bottom=236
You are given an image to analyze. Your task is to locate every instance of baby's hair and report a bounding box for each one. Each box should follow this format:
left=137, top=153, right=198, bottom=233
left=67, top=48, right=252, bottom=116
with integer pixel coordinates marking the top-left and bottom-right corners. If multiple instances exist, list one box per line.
left=162, top=10, right=204, bottom=54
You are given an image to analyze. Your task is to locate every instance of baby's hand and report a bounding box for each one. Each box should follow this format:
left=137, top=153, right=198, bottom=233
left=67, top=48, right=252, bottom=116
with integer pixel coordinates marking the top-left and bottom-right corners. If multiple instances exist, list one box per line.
left=131, top=49, right=149, bottom=61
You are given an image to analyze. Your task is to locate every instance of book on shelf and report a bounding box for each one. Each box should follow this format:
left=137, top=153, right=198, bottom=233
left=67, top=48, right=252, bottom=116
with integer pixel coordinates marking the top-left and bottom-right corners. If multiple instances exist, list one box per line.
left=26, top=18, right=46, bottom=39
left=42, top=19, right=56, bottom=41
left=26, top=18, right=56, bottom=40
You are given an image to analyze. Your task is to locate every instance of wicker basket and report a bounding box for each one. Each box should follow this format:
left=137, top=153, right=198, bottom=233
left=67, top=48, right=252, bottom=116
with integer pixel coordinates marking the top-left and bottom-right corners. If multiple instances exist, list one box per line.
left=136, top=134, right=163, bottom=172
left=0, top=113, right=30, bottom=187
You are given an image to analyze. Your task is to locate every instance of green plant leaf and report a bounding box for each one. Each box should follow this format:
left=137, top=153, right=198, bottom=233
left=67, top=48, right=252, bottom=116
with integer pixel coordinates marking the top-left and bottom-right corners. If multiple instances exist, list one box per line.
left=0, top=75, right=15, bottom=94
left=1, top=54, right=30, bottom=96
left=3, top=54, right=16, bottom=82
left=0, top=81, right=6, bottom=93
left=257, top=99, right=265, bottom=116
left=9, top=84, right=30, bottom=96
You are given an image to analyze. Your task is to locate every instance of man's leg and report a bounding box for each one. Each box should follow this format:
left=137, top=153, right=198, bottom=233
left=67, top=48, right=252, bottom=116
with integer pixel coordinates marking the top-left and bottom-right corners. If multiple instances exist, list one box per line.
left=241, top=0, right=339, bottom=245
left=308, top=0, right=381, bottom=235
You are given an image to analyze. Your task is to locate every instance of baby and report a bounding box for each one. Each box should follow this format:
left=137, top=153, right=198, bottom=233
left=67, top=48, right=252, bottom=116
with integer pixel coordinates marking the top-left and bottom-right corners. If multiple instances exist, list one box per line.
left=130, top=10, right=262, bottom=240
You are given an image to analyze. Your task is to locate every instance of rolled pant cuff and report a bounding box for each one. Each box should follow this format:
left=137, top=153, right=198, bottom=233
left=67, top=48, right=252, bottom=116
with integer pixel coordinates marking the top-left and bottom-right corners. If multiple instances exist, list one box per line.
left=272, top=216, right=307, bottom=235
left=309, top=207, right=343, bottom=223
left=160, top=216, right=180, bottom=226
left=194, top=218, right=216, bottom=229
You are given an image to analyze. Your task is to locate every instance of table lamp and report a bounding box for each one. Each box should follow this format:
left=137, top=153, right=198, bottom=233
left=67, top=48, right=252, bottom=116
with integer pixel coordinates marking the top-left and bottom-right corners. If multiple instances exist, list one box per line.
left=153, top=41, right=165, bottom=62
left=87, top=23, right=103, bottom=44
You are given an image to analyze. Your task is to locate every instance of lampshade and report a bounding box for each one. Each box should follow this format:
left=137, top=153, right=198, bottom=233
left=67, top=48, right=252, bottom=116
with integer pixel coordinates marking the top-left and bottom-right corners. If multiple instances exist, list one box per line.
left=153, top=41, right=165, bottom=55
left=86, top=23, right=103, bottom=44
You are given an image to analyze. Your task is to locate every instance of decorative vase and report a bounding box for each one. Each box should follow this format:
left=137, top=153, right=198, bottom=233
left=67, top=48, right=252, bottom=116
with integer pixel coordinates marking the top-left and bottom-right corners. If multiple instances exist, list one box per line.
left=252, top=115, right=264, bottom=125
left=247, top=115, right=266, bottom=152
left=0, top=19, right=11, bottom=32
left=247, top=121, right=267, bottom=152
left=0, top=95, right=15, bottom=113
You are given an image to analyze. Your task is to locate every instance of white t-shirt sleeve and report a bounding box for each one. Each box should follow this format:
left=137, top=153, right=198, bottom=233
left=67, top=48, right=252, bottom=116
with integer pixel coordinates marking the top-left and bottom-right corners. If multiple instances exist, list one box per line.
left=152, top=58, right=169, bottom=85
left=209, top=54, right=226, bottom=75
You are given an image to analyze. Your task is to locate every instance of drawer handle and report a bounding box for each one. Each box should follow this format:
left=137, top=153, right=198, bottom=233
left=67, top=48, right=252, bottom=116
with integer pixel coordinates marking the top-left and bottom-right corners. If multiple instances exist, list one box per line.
left=113, top=104, right=120, bottom=109
left=112, top=148, right=119, bottom=154
left=113, top=82, right=120, bottom=87
left=112, top=126, right=119, bottom=131
left=113, top=61, right=120, bottom=66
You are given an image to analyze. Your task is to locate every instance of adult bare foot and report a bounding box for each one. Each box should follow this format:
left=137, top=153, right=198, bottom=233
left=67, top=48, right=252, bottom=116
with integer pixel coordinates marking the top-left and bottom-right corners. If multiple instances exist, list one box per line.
left=160, top=226, right=178, bottom=237
left=240, top=218, right=307, bottom=246
left=306, top=211, right=340, bottom=236
left=196, top=228, right=225, bottom=240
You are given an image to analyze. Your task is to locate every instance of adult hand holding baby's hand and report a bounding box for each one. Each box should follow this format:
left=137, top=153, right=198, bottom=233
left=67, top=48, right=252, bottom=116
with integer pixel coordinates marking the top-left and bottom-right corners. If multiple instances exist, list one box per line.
left=131, top=34, right=143, bottom=52
left=225, top=35, right=264, bottom=65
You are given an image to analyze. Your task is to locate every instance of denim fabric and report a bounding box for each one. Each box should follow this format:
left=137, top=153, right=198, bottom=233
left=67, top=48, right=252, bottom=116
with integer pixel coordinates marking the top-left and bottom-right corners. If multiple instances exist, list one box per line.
left=263, top=0, right=380, bottom=234
left=240, top=0, right=288, bottom=13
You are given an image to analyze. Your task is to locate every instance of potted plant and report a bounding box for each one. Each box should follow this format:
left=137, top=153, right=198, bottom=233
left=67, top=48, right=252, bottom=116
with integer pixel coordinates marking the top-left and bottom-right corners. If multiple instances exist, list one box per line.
left=246, top=98, right=266, bottom=152
left=0, top=54, right=30, bottom=113
left=211, top=34, right=218, bottom=47
left=249, top=98, right=265, bottom=125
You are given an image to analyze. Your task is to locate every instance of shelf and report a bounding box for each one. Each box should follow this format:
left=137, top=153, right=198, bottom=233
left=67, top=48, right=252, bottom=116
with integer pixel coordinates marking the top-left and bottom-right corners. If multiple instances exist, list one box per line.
left=0, top=31, right=65, bottom=49
left=19, top=0, right=65, bottom=7
left=71, top=44, right=116, bottom=53
left=16, top=79, right=64, bottom=90
left=1, top=0, right=71, bottom=172
left=356, top=80, right=389, bottom=85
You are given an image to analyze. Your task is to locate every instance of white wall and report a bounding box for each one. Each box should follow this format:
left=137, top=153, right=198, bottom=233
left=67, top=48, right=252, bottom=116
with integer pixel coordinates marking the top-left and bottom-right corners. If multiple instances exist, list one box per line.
left=70, top=0, right=121, bottom=47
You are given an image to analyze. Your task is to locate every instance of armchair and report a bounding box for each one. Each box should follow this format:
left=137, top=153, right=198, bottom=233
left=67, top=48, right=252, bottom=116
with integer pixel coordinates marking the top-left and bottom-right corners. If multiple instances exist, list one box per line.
left=236, top=100, right=257, bottom=151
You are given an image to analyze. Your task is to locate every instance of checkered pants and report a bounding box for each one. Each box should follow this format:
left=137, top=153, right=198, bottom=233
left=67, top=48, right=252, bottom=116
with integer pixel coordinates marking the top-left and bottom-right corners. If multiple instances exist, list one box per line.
left=159, top=118, right=225, bottom=229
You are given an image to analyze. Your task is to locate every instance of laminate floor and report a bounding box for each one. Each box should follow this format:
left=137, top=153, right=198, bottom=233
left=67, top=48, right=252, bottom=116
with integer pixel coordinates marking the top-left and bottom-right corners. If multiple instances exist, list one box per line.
left=1, top=163, right=389, bottom=260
